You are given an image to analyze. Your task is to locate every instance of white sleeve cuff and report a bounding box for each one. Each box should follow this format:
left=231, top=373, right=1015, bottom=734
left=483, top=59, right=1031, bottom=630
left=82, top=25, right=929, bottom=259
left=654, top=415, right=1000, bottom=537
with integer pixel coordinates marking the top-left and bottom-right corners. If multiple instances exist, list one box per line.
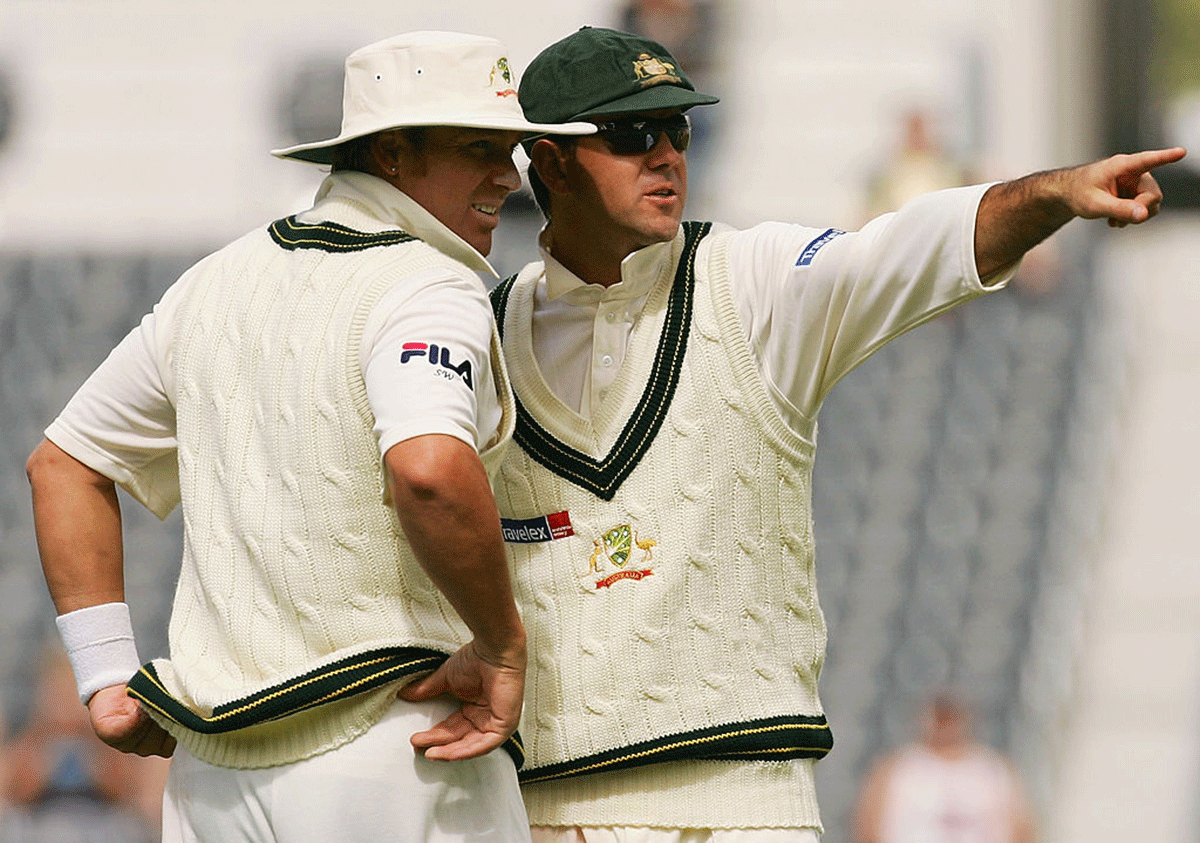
left=55, top=602, right=142, bottom=704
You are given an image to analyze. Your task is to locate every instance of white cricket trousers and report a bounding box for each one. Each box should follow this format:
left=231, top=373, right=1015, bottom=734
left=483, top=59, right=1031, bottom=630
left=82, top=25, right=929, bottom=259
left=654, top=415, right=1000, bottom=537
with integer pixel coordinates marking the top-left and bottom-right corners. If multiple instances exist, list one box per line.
left=161, top=696, right=532, bottom=843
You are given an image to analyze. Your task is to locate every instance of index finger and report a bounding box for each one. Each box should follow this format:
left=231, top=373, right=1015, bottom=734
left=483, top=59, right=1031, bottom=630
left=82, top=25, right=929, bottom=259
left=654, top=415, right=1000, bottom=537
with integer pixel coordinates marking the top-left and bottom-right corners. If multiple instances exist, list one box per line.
left=1125, top=147, right=1187, bottom=173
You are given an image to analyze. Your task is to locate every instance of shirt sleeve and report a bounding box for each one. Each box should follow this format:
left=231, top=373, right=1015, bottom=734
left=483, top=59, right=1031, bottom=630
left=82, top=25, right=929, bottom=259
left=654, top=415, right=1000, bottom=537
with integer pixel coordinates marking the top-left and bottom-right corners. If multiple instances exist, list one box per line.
left=361, top=267, right=499, bottom=457
left=45, top=294, right=182, bottom=520
left=729, top=183, right=1017, bottom=424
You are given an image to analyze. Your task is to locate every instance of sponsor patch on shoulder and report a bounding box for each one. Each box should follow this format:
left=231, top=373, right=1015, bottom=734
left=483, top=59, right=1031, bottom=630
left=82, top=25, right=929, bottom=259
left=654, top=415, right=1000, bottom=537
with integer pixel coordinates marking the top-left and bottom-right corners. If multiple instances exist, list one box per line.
left=796, top=228, right=845, bottom=267
left=501, top=511, right=575, bottom=544
left=399, top=342, right=474, bottom=390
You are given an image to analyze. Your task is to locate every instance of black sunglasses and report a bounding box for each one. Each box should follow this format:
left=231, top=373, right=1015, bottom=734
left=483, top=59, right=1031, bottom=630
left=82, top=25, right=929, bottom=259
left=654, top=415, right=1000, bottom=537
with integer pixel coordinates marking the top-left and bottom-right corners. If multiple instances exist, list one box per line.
left=592, top=114, right=691, bottom=155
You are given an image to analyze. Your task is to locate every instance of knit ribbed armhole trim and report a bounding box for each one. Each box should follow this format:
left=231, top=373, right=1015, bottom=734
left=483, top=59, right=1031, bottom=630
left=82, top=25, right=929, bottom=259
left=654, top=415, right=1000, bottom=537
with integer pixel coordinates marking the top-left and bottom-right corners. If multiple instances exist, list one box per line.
left=268, top=216, right=420, bottom=252
left=482, top=317, right=517, bottom=458
left=517, top=713, right=831, bottom=784
left=704, top=233, right=816, bottom=458
left=489, top=221, right=712, bottom=501
left=126, top=649, right=525, bottom=767
left=489, top=273, right=518, bottom=335
left=346, top=264, right=416, bottom=430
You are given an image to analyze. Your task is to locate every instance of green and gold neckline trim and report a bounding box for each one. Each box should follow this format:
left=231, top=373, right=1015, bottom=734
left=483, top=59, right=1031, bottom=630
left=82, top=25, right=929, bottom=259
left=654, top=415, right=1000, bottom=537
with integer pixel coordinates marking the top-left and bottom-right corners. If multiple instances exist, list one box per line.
left=492, top=220, right=711, bottom=501
left=268, top=216, right=420, bottom=252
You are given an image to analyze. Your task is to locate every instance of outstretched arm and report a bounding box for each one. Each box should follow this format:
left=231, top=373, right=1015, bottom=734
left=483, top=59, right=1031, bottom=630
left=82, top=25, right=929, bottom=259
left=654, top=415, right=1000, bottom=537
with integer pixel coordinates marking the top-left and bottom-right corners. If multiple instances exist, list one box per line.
left=975, top=147, right=1186, bottom=278
left=385, top=433, right=527, bottom=761
left=26, top=439, right=175, bottom=758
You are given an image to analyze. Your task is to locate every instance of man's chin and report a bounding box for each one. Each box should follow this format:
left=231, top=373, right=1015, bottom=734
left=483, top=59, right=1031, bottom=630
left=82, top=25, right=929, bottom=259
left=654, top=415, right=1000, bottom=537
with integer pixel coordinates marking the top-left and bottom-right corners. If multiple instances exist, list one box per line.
left=471, top=234, right=494, bottom=256
left=651, top=219, right=683, bottom=243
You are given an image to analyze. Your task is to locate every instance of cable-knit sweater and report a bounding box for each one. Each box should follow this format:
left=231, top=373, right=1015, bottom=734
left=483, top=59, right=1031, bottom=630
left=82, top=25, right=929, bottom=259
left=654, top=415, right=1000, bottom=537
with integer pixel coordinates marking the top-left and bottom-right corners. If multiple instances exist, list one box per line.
left=126, top=197, right=515, bottom=769
left=490, top=222, right=828, bottom=828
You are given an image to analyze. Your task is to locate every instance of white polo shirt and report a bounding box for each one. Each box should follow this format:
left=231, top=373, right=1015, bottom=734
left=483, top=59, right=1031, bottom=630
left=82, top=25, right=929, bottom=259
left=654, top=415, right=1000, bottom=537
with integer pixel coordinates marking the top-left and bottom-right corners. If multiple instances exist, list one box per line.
left=530, top=183, right=1010, bottom=431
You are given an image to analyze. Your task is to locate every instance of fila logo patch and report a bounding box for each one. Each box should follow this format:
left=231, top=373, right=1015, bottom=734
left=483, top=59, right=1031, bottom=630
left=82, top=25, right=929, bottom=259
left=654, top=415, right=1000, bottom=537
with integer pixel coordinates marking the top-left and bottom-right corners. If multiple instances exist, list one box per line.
left=400, top=342, right=473, bottom=389
left=796, top=228, right=845, bottom=267
left=500, top=511, right=575, bottom=544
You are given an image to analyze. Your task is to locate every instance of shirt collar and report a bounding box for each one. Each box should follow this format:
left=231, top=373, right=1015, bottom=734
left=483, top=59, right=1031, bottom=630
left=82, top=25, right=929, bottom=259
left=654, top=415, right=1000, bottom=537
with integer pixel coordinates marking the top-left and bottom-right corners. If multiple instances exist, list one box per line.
left=308, top=171, right=497, bottom=278
left=539, top=226, right=681, bottom=303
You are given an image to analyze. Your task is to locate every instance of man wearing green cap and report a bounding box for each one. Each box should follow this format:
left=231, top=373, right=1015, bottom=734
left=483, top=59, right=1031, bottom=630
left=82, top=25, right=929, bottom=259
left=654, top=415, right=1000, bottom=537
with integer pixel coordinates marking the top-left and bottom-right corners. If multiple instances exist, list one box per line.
left=407, top=24, right=1182, bottom=842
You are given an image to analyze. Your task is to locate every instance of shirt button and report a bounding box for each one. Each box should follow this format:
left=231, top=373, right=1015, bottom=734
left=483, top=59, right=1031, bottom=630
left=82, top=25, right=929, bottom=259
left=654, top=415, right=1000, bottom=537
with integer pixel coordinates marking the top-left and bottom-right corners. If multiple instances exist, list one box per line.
left=601, top=355, right=614, bottom=367
left=605, top=311, right=616, bottom=322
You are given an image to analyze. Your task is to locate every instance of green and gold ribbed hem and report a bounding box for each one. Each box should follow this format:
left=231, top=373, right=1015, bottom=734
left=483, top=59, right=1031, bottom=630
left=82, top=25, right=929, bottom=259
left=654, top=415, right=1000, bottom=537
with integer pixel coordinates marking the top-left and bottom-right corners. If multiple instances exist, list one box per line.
left=127, top=646, right=524, bottom=768
left=519, top=713, right=830, bottom=784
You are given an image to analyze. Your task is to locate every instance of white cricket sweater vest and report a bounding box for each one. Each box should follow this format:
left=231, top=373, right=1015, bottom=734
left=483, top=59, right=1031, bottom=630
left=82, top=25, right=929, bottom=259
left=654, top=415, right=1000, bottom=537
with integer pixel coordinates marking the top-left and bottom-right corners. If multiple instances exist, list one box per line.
left=490, top=222, right=828, bottom=828
left=127, top=214, right=515, bottom=769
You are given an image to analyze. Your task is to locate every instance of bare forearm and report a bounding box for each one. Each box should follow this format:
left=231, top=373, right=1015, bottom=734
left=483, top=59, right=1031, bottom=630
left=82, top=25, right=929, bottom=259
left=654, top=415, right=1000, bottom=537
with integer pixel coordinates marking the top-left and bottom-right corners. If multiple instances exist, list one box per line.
left=387, top=435, right=525, bottom=662
left=975, top=169, right=1075, bottom=279
left=975, top=147, right=1186, bottom=278
left=27, top=439, right=126, bottom=613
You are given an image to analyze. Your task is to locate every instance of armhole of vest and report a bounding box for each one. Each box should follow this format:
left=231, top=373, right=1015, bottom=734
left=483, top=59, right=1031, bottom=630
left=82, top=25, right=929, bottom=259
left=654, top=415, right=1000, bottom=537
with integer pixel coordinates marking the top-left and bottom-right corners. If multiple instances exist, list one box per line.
left=348, top=272, right=397, bottom=429
left=485, top=317, right=517, bottom=457
left=704, top=233, right=816, bottom=459
left=351, top=246, right=476, bottom=430
left=167, top=256, right=216, bottom=407
left=489, top=274, right=518, bottom=340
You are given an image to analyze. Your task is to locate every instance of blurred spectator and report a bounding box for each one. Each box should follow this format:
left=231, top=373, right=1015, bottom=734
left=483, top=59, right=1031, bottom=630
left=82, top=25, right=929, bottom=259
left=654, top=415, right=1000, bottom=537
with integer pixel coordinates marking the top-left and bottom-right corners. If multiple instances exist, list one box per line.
left=0, top=642, right=168, bottom=843
left=864, top=107, right=1063, bottom=300
left=617, top=0, right=724, bottom=211
left=864, top=107, right=972, bottom=220
left=851, top=690, right=1035, bottom=843
left=618, top=0, right=718, bottom=81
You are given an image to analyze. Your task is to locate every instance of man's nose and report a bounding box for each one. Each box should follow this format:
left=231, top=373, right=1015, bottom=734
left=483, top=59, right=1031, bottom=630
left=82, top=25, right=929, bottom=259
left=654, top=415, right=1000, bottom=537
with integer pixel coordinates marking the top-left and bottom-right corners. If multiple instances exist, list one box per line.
left=495, top=157, right=522, bottom=192
left=645, top=131, right=684, bottom=166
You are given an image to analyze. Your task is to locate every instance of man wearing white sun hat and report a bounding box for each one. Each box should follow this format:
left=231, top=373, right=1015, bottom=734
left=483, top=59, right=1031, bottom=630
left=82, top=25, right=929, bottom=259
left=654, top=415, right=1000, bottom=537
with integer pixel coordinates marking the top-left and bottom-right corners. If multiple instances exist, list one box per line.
left=26, top=30, right=593, bottom=843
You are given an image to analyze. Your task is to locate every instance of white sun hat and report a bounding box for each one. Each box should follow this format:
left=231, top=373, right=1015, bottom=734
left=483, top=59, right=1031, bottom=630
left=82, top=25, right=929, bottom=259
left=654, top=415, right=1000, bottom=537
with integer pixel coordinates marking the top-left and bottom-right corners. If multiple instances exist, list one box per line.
left=272, top=31, right=595, bottom=164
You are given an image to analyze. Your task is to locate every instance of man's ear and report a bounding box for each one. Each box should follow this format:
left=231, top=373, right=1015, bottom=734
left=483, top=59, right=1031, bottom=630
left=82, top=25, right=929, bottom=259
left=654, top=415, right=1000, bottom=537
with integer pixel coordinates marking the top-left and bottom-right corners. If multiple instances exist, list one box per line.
left=530, top=138, right=573, bottom=196
left=370, top=130, right=412, bottom=178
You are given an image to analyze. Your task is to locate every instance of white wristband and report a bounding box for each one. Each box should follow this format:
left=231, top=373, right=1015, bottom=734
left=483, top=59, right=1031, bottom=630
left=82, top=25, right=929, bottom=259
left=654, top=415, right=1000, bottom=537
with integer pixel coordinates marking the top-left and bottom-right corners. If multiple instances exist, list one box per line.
left=55, top=602, right=142, bottom=704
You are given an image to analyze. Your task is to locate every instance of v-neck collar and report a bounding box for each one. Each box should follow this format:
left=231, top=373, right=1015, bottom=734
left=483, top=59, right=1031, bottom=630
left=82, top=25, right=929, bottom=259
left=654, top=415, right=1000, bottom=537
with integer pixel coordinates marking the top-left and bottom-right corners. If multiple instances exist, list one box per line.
left=493, top=221, right=711, bottom=500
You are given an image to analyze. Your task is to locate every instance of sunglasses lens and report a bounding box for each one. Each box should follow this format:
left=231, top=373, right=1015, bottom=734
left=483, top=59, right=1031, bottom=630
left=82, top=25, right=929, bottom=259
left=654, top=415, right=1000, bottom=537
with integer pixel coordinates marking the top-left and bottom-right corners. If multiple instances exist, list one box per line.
left=598, top=118, right=690, bottom=154
left=599, top=132, right=640, bottom=155
left=667, top=126, right=690, bottom=152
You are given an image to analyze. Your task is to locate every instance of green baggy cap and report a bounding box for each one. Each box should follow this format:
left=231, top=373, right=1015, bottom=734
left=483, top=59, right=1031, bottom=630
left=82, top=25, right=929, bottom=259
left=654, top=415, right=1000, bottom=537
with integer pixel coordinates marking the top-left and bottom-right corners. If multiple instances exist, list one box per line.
left=518, top=26, right=719, bottom=125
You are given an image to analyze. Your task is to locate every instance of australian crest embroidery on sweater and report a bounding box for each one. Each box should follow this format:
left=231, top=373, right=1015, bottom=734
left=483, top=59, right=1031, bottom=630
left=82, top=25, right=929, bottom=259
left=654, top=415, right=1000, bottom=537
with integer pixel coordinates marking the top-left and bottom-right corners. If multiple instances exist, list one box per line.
left=589, top=524, right=656, bottom=589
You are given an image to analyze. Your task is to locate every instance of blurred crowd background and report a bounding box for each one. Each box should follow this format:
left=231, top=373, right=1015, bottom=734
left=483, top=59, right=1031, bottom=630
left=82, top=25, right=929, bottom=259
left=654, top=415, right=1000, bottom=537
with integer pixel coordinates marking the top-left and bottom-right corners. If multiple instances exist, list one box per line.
left=0, top=0, right=1198, bottom=841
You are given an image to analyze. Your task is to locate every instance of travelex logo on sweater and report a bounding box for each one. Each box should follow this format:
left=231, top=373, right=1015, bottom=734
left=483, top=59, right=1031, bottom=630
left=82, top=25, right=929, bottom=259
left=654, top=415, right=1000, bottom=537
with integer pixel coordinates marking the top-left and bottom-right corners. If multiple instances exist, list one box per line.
left=500, top=511, right=575, bottom=544
left=400, top=342, right=473, bottom=389
left=796, top=228, right=845, bottom=267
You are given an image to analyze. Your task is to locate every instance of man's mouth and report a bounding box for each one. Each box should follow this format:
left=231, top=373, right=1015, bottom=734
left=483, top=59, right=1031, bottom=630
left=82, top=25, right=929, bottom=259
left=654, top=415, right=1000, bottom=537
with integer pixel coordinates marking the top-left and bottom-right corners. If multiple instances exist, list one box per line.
left=472, top=203, right=500, bottom=216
